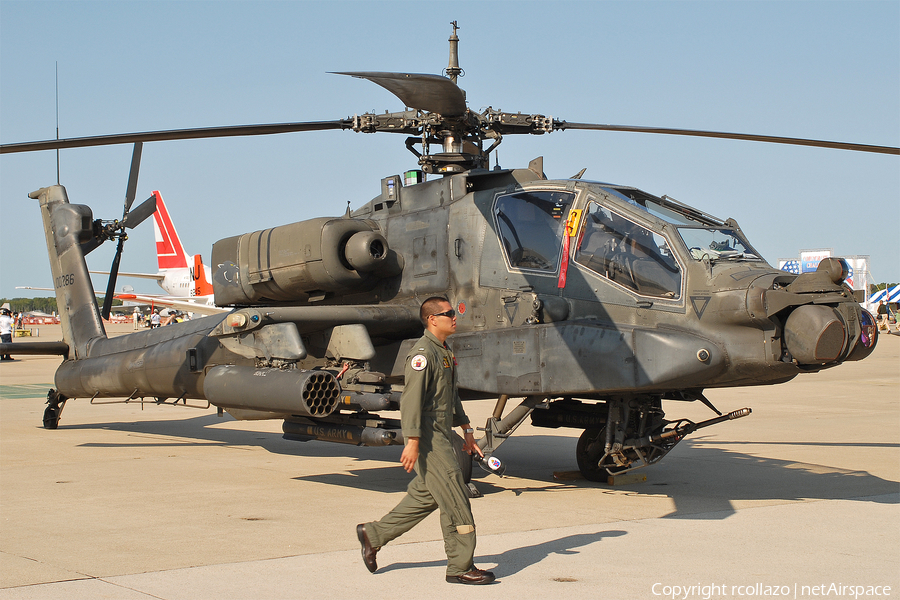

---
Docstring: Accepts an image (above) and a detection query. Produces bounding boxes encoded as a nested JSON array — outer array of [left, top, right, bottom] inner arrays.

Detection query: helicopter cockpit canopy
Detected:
[[492, 183, 765, 299], [603, 186, 764, 263]]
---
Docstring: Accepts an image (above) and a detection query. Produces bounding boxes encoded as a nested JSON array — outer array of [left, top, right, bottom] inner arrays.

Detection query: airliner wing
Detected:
[[17, 287, 227, 316], [117, 293, 229, 315], [89, 270, 164, 282]]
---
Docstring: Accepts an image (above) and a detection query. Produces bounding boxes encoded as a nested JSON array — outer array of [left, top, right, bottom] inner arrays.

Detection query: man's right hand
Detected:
[[400, 437, 419, 473]]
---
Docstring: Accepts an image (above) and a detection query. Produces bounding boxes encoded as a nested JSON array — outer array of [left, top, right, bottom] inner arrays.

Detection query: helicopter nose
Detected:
[[783, 304, 847, 364]]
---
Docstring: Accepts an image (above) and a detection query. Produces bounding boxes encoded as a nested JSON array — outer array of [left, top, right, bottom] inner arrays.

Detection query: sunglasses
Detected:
[[430, 309, 456, 319]]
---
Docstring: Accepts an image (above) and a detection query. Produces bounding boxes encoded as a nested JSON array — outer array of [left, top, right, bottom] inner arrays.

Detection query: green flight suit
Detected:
[[365, 330, 476, 576]]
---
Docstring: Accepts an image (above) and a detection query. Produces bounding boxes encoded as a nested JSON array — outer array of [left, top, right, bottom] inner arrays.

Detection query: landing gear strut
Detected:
[[474, 395, 546, 476]]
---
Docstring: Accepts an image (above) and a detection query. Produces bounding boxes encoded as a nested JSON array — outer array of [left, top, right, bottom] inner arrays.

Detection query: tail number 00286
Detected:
[[55, 273, 75, 288]]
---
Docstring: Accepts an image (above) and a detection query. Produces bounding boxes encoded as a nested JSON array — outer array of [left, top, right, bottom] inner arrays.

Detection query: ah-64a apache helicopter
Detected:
[[1, 23, 892, 482]]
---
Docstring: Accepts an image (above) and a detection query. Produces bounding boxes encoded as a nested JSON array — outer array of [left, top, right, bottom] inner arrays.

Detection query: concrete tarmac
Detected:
[[1, 324, 898, 600]]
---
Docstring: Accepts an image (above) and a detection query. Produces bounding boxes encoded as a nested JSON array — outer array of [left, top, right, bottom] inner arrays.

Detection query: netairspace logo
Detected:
[[651, 582, 893, 600]]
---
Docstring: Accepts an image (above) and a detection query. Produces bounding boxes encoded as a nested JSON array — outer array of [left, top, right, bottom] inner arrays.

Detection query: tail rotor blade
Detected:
[[123, 142, 143, 214], [80, 237, 102, 256], [121, 195, 156, 230], [101, 238, 125, 320]]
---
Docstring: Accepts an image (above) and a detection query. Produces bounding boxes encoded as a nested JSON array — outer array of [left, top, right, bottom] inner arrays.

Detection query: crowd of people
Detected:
[[129, 308, 190, 329]]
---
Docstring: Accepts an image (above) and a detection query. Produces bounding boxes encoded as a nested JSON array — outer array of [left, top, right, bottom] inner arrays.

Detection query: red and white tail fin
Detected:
[[193, 253, 214, 297], [152, 191, 190, 270]]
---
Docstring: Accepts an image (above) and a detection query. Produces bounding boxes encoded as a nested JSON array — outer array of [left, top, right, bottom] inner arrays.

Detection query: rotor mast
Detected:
[[433, 21, 475, 172]]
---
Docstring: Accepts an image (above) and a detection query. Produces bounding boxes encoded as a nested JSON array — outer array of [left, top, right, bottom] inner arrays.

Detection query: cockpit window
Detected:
[[605, 186, 722, 227], [495, 190, 575, 271], [575, 202, 682, 298], [678, 227, 762, 262]]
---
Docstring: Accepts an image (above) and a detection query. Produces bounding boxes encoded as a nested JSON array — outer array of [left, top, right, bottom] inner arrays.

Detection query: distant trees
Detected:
[[0, 297, 58, 313], [870, 283, 899, 294]]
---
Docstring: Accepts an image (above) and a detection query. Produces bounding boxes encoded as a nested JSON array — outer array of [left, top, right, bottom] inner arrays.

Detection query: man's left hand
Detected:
[[462, 428, 483, 458]]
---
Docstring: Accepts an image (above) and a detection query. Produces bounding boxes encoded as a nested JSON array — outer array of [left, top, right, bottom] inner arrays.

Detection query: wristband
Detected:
[[464, 428, 474, 434]]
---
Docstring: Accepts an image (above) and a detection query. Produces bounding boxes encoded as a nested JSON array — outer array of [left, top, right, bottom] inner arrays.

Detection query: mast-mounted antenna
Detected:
[[56, 62, 60, 184], [445, 21, 463, 84]]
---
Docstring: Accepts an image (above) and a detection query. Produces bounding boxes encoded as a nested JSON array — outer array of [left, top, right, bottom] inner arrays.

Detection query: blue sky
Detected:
[[1, 0, 898, 301]]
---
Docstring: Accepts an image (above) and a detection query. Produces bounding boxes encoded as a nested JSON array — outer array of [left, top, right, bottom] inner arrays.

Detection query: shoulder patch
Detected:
[[410, 354, 428, 371]]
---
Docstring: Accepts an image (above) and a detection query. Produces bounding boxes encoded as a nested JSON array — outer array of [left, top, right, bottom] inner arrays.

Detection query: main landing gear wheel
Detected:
[[576, 427, 627, 482]]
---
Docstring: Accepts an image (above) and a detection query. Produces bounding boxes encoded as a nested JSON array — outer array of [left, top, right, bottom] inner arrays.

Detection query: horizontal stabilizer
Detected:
[[0, 341, 69, 356]]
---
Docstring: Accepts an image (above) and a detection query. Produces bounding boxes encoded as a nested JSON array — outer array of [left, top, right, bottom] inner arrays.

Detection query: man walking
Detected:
[[0, 308, 14, 361], [357, 297, 496, 584], [877, 300, 889, 330]]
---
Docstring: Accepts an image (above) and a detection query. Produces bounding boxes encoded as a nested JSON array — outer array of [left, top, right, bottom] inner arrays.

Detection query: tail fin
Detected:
[[193, 253, 214, 297], [152, 191, 190, 270], [30, 185, 106, 357]]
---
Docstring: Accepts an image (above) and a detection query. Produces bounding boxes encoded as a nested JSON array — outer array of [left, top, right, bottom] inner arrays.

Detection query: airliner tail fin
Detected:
[[152, 191, 189, 270]]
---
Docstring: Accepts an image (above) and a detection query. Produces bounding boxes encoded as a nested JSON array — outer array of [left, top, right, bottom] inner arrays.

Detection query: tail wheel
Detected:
[[42, 404, 61, 429], [43, 389, 66, 429]]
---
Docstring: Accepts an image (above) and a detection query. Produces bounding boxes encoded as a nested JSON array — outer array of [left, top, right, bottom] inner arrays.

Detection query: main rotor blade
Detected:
[[121, 195, 156, 230], [0, 120, 349, 154], [556, 122, 900, 155], [124, 142, 143, 214], [335, 72, 468, 118]]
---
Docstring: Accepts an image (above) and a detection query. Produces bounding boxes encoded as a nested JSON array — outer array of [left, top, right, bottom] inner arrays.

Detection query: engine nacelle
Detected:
[[211, 217, 401, 305]]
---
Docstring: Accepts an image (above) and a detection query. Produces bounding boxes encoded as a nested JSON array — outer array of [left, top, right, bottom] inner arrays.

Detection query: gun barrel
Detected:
[[659, 407, 752, 441], [629, 407, 752, 447]]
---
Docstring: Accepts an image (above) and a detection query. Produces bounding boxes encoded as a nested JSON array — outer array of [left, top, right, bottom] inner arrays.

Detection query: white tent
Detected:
[[868, 285, 900, 307], [867, 286, 900, 323]]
